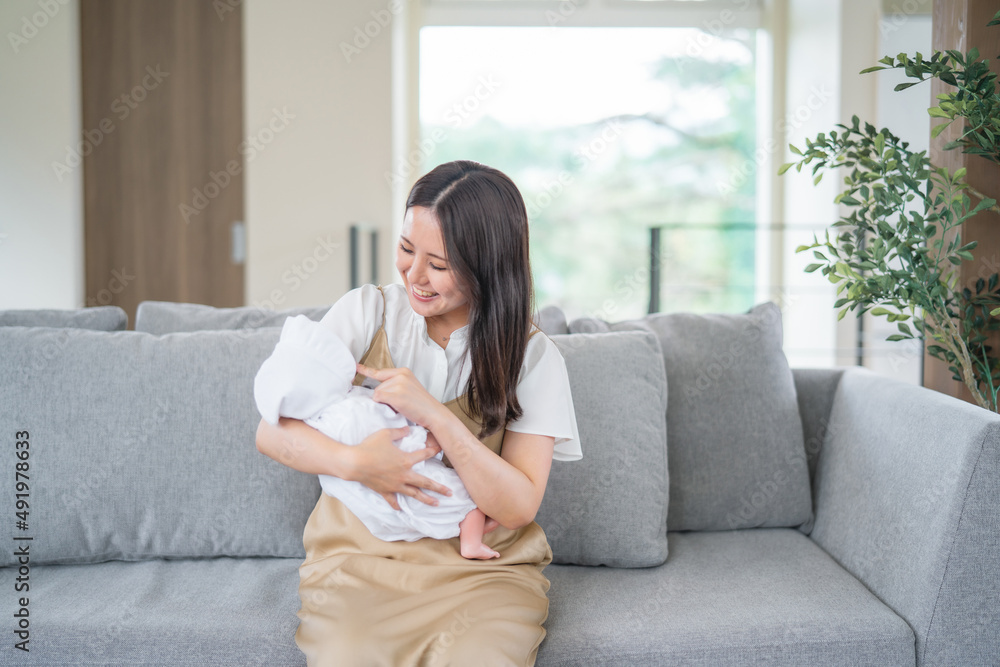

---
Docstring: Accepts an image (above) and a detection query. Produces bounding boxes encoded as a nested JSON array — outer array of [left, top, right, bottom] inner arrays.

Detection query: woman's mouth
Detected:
[[411, 286, 438, 301]]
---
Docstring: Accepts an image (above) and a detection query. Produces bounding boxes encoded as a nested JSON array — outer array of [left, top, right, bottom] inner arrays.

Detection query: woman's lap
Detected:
[[296, 494, 551, 667]]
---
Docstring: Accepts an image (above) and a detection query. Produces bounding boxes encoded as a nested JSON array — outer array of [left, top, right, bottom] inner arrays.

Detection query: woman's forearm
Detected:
[[255, 417, 357, 479], [256, 417, 451, 508], [428, 410, 540, 529]]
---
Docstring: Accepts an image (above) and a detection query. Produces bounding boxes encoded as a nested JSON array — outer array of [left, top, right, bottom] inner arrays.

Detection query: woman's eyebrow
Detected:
[[399, 235, 447, 261]]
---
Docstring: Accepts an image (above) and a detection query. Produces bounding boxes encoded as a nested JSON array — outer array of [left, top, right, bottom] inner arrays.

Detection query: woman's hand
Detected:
[[356, 363, 447, 430], [355, 363, 554, 529], [350, 425, 452, 510]]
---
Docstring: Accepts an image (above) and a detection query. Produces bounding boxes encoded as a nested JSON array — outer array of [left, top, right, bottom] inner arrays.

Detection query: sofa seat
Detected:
[[11, 557, 304, 666], [538, 529, 916, 666], [14, 529, 916, 666]]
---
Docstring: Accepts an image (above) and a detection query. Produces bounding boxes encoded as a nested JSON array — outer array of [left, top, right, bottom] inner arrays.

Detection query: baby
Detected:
[[253, 314, 499, 559]]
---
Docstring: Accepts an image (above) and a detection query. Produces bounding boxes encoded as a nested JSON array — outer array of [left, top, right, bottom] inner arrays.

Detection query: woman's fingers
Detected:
[[357, 363, 409, 382], [355, 362, 387, 381], [388, 426, 411, 441], [381, 492, 401, 511], [423, 432, 442, 455], [414, 441, 442, 461], [353, 423, 453, 505], [410, 488, 440, 506], [408, 470, 452, 498], [407, 447, 451, 496]]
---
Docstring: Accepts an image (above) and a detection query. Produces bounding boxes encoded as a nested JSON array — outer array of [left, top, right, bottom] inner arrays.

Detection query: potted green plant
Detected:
[[780, 9, 1000, 412]]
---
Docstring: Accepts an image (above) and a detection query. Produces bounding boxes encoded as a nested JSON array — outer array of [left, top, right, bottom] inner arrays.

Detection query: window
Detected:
[[420, 21, 759, 320]]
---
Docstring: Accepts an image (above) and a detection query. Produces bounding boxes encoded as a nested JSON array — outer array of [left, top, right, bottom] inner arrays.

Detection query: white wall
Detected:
[[778, 0, 881, 369], [779, 0, 850, 368], [243, 0, 409, 310], [863, 10, 931, 385], [0, 0, 82, 309]]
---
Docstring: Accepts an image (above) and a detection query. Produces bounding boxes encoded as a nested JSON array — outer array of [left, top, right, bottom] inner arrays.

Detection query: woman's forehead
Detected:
[[402, 206, 444, 243]]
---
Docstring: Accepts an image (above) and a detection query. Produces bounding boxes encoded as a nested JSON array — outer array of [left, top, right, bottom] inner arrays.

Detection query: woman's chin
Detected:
[[407, 294, 439, 317]]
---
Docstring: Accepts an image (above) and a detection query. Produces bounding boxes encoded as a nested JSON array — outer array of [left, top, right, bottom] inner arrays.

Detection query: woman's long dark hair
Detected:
[[406, 160, 534, 438]]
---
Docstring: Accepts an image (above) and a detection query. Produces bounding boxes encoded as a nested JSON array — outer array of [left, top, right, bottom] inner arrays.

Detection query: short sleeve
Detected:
[[317, 284, 383, 362], [507, 332, 583, 462]]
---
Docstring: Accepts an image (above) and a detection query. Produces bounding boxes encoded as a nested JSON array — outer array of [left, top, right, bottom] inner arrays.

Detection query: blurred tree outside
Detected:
[[420, 28, 757, 321]]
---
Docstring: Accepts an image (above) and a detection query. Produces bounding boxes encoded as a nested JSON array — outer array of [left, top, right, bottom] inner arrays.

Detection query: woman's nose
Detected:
[[407, 261, 425, 283]]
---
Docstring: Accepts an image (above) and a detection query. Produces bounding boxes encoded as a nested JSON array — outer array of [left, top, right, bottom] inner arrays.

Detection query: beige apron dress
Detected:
[[295, 288, 554, 667]]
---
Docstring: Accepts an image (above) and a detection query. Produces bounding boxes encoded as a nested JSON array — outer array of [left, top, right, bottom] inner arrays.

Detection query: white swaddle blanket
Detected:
[[253, 315, 477, 542]]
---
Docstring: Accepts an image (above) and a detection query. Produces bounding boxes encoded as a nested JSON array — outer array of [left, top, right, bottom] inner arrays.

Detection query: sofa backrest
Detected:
[[1, 304, 675, 570], [0, 306, 128, 331], [0, 325, 320, 565], [565, 303, 812, 533], [1, 297, 813, 569], [134, 300, 328, 333]]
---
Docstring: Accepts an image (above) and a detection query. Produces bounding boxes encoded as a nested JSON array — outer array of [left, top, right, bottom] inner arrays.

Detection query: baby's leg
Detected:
[[459, 508, 500, 560]]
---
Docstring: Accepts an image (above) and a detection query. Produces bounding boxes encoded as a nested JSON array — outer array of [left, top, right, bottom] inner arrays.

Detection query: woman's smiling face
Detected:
[[395, 206, 470, 327]]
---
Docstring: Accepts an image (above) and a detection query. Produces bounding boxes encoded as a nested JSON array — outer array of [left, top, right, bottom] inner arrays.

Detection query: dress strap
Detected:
[[354, 284, 505, 461], [352, 285, 394, 386], [376, 284, 386, 329]]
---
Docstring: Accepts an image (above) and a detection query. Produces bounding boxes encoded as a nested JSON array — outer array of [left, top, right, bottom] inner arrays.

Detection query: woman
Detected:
[[256, 160, 581, 666]]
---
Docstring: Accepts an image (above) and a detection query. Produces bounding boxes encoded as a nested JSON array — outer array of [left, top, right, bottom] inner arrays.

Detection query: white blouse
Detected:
[[319, 283, 582, 462]]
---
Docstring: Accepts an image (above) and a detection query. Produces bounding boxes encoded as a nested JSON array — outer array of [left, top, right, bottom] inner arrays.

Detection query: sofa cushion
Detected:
[[0, 327, 320, 565], [134, 300, 329, 333], [0, 306, 127, 330], [604, 303, 810, 531], [567, 316, 610, 334], [533, 305, 569, 335], [536, 331, 669, 567], [538, 529, 916, 666], [4, 557, 305, 664]]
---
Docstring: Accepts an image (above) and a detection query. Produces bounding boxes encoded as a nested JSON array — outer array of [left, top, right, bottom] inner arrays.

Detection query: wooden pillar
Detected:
[[924, 0, 1000, 406]]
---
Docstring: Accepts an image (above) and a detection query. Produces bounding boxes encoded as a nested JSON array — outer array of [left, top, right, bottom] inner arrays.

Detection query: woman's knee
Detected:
[[423, 615, 543, 667]]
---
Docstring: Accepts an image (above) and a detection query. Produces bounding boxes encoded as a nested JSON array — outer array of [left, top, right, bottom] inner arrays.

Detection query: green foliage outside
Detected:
[[420, 43, 758, 321]]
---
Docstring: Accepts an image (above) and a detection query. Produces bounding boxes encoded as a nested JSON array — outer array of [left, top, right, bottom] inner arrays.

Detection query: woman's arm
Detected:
[[255, 417, 452, 509], [430, 412, 554, 530], [357, 364, 555, 529]]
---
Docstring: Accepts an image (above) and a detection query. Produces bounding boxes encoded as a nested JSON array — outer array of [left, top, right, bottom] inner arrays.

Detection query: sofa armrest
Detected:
[[810, 367, 1000, 665]]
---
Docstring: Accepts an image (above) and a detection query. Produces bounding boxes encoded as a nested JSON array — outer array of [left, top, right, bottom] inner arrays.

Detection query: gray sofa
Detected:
[[1, 300, 997, 666]]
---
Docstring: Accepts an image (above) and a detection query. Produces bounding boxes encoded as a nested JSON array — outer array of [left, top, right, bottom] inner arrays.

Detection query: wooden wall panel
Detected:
[[925, 0, 1000, 405], [81, 0, 244, 326]]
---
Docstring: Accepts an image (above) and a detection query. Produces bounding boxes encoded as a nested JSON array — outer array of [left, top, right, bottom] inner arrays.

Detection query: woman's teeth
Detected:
[[414, 287, 437, 298]]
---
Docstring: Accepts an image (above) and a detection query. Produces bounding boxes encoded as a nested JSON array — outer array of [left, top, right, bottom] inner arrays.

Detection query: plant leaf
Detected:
[[931, 122, 951, 139]]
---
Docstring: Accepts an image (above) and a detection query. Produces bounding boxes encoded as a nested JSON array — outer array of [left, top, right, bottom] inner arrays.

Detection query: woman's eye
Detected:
[[399, 244, 414, 254], [430, 264, 446, 271]]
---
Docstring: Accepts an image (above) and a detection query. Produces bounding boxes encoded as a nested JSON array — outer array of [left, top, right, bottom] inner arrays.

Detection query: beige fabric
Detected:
[[296, 288, 553, 666], [352, 286, 394, 386]]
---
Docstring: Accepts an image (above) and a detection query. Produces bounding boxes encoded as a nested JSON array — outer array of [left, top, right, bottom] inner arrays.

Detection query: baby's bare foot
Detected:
[[460, 542, 500, 560]]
